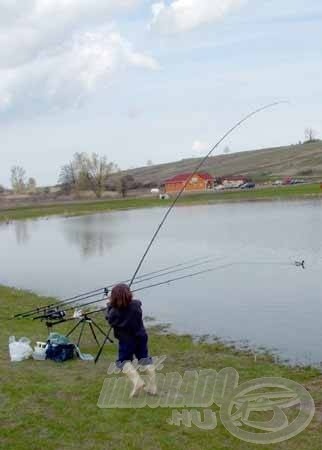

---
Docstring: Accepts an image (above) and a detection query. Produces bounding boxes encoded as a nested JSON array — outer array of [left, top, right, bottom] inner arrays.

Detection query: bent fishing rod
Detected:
[[128, 102, 288, 288], [14, 253, 218, 319], [46, 259, 305, 328], [93, 101, 288, 363]]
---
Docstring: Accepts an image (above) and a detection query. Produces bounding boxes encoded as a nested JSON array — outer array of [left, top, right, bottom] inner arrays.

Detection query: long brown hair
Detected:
[[110, 283, 133, 309]]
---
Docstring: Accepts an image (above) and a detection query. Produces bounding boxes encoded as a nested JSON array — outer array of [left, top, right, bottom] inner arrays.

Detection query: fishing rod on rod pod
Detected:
[[31, 255, 229, 321], [93, 101, 289, 363], [0, 258, 306, 323], [41, 258, 305, 348], [47, 262, 241, 327], [33, 256, 303, 322], [43, 258, 304, 331], [14, 253, 220, 319]]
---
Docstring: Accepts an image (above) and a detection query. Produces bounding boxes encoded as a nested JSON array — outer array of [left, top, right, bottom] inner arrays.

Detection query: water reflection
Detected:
[[14, 220, 31, 245], [62, 214, 117, 258]]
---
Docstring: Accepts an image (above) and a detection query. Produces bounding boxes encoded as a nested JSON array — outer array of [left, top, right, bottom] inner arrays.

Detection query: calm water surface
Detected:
[[1, 200, 322, 365]]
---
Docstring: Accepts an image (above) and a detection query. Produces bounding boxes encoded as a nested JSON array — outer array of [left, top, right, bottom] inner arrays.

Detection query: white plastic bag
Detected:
[[9, 336, 33, 362], [74, 345, 94, 361]]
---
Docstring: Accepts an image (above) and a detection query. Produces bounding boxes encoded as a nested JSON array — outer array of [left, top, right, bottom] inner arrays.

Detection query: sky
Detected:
[[0, 0, 322, 187]]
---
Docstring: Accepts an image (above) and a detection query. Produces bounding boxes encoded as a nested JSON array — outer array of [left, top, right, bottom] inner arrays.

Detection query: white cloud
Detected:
[[0, 0, 142, 68], [0, 28, 159, 112], [0, 0, 140, 25], [0, 1, 159, 113], [150, 0, 246, 34]]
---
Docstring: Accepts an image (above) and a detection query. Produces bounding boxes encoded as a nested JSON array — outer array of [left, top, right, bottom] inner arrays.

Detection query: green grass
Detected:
[[1, 183, 322, 223], [1, 285, 322, 450], [213, 182, 322, 201]]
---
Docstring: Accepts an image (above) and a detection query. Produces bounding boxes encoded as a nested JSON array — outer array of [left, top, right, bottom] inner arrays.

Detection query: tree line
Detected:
[[2, 152, 157, 198], [10, 166, 37, 194], [1, 128, 319, 196]]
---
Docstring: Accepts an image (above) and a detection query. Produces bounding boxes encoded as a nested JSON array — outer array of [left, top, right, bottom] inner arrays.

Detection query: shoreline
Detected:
[[2, 282, 322, 371], [2, 283, 322, 369], [1, 183, 321, 223]]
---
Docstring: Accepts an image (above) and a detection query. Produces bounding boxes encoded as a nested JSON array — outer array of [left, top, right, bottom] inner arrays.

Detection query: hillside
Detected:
[[123, 141, 322, 184]]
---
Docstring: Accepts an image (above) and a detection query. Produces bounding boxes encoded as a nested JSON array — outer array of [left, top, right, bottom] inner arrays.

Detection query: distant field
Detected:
[[1, 183, 321, 223], [122, 141, 322, 185]]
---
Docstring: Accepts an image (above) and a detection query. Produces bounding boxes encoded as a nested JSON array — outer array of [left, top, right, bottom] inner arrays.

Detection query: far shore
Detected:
[[1, 183, 321, 223]]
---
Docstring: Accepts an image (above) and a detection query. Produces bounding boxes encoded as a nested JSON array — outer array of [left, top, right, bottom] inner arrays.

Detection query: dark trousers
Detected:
[[117, 334, 152, 368]]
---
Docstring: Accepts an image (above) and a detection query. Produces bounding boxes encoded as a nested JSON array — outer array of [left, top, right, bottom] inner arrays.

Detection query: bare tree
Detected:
[[117, 176, 128, 198], [59, 164, 75, 193], [82, 153, 118, 198], [146, 160, 153, 167], [59, 152, 117, 198], [58, 152, 88, 193], [11, 166, 26, 193], [117, 174, 135, 198], [304, 128, 317, 143], [27, 177, 37, 193]]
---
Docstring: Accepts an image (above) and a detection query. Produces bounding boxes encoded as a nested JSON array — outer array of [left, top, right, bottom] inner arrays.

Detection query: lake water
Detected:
[[1, 200, 322, 365]]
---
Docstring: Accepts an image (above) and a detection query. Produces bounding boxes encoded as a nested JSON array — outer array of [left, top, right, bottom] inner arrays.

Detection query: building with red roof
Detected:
[[164, 172, 214, 194]]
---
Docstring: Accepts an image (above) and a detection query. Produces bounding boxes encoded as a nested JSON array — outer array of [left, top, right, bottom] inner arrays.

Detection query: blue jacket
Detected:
[[106, 299, 147, 342]]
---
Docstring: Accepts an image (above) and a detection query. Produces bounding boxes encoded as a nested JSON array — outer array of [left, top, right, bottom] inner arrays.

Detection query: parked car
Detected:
[[241, 182, 255, 189], [282, 176, 293, 185], [272, 180, 283, 186]]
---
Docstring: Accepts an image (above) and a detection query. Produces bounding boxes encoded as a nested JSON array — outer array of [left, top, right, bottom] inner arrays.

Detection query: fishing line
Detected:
[[55, 259, 304, 327], [44, 258, 303, 325], [1, 256, 303, 323]]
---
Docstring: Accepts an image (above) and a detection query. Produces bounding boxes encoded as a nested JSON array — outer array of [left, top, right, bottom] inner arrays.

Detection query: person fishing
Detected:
[[106, 283, 157, 398]]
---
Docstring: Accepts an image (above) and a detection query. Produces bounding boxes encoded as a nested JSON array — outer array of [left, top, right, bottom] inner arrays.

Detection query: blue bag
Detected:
[[46, 343, 75, 362]]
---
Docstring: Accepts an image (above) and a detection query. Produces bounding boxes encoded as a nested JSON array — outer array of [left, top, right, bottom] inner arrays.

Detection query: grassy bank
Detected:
[[1, 183, 321, 223], [1, 286, 322, 450]]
